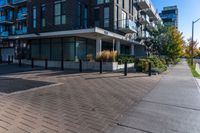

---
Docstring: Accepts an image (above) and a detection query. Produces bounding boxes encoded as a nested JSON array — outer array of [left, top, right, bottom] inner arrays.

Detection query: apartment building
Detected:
[[159, 6, 178, 29], [0, 0, 27, 61], [1, 0, 161, 63]]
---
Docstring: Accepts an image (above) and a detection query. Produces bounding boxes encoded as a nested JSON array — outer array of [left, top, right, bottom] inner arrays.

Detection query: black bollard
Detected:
[[124, 60, 127, 76], [61, 58, 64, 71], [79, 59, 82, 72], [8, 55, 10, 64], [0, 56, 2, 64], [19, 58, 22, 67], [45, 59, 48, 70], [31, 58, 34, 68], [100, 60, 102, 74], [148, 62, 152, 76]]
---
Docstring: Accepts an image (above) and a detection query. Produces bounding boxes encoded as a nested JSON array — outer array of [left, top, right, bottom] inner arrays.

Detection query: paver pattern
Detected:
[[0, 65, 160, 133]]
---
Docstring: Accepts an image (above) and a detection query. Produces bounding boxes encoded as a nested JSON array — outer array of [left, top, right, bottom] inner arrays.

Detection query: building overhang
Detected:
[[9, 27, 140, 45]]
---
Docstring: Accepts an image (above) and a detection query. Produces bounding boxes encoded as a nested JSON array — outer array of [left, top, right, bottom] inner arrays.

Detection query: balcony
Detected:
[[0, 16, 13, 24], [16, 8, 27, 20], [139, 15, 150, 24], [134, 0, 151, 9], [12, 0, 27, 4], [0, 0, 13, 8], [0, 31, 9, 37], [118, 19, 137, 33], [146, 4, 157, 18], [15, 27, 27, 35]]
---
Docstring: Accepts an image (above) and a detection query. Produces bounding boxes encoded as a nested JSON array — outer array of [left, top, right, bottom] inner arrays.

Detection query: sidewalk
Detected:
[[112, 61, 200, 133]]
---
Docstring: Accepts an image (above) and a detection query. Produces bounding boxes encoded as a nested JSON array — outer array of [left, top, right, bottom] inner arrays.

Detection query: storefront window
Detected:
[[51, 38, 62, 60], [63, 37, 75, 61], [41, 39, 50, 59], [31, 40, 40, 59]]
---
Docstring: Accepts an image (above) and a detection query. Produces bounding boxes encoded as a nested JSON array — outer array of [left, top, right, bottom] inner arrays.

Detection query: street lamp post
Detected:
[[191, 18, 200, 65]]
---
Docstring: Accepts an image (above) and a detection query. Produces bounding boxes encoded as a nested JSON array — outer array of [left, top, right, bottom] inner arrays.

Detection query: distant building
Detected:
[[159, 6, 178, 29]]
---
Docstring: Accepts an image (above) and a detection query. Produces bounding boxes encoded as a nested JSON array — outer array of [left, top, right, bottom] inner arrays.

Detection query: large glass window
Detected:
[[76, 38, 86, 60], [54, 0, 66, 25], [63, 38, 75, 61], [104, 7, 109, 28], [94, 9, 100, 27], [97, 0, 109, 4], [83, 6, 88, 28], [31, 40, 40, 59], [51, 39, 62, 60], [41, 39, 50, 59]]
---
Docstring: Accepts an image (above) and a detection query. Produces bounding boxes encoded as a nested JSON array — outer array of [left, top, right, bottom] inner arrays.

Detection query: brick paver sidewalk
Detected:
[[0, 69, 160, 133]]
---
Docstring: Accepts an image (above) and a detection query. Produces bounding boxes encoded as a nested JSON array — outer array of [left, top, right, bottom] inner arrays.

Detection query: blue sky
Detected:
[[152, 0, 200, 46]]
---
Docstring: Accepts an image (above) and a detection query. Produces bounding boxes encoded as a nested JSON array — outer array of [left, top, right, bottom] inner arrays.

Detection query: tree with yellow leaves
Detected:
[[184, 38, 199, 58]]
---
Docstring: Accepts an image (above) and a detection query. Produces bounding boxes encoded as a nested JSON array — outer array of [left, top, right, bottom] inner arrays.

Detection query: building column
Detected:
[[96, 38, 102, 57], [116, 40, 120, 55], [131, 44, 135, 56]]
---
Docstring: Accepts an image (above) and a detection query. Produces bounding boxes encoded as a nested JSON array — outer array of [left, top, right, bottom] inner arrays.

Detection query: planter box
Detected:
[[20, 59, 134, 71]]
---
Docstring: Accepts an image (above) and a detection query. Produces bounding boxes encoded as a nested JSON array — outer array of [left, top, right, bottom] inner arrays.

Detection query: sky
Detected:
[[151, 0, 200, 46]]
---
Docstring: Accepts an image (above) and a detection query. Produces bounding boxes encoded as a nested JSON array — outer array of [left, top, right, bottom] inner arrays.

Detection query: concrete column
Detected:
[[116, 40, 120, 55], [96, 38, 102, 57], [112, 39, 115, 51], [131, 44, 135, 56]]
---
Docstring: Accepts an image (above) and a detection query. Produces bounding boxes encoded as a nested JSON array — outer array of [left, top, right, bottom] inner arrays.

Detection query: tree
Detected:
[[147, 25, 184, 62], [184, 38, 199, 58]]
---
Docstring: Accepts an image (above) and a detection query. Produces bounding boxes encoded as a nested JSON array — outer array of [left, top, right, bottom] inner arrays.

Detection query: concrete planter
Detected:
[[20, 59, 134, 71]]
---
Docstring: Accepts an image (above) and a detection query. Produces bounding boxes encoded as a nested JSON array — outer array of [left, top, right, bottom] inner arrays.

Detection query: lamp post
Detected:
[[191, 18, 200, 65]]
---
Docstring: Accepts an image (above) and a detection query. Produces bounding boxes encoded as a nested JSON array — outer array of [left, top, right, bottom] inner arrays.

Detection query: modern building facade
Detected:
[[0, 0, 162, 63], [159, 6, 178, 29]]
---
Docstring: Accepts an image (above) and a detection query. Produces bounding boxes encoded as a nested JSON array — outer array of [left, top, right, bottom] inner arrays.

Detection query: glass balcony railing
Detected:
[[17, 8, 27, 20], [0, 31, 9, 37], [12, 0, 27, 4], [0, 0, 9, 7], [117, 19, 137, 33], [16, 27, 27, 35], [0, 15, 13, 22]]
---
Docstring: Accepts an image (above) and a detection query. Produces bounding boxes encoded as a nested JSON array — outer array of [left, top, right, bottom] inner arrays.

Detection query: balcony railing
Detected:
[[0, 15, 13, 23], [0, 31, 9, 37], [17, 8, 27, 20], [117, 19, 137, 33], [134, 0, 151, 9], [15, 27, 27, 35], [12, 0, 27, 4]]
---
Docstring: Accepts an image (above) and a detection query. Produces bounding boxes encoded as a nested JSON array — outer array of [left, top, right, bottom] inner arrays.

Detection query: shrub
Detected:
[[86, 54, 93, 61], [96, 50, 117, 62], [135, 56, 167, 73], [118, 55, 135, 64]]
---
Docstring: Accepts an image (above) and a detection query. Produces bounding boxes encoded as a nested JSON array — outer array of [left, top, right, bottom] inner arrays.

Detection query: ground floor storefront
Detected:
[[4, 27, 146, 64]]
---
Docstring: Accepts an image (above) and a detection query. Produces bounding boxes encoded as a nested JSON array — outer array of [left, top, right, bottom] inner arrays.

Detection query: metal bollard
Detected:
[[8, 55, 10, 64], [148, 62, 151, 76], [100, 60, 102, 74], [31, 58, 34, 68], [79, 59, 82, 72], [45, 59, 48, 70], [61, 58, 64, 70], [0, 56, 2, 64], [19, 58, 22, 67], [124, 60, 127, 76]]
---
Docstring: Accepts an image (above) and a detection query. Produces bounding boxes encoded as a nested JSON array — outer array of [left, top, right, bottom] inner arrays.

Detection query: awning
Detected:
[[9, 27, 141, 45]]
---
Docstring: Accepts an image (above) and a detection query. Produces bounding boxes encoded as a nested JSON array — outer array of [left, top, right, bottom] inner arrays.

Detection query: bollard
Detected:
[[31, 58, 34, 68], [148, 62, 151, 76], [19, 58, 22, 67], [45, 59, 48, 70], [79, 59, 82, 72], [61, 58, 64, 70], [8, 55, 10, 64], [124, 60, 127, 76], [0, 56, 2, 64], [100, 60, 102, 74]]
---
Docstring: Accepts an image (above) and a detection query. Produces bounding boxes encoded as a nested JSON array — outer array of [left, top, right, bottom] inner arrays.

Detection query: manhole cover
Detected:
[[0, 77, 53, 94]]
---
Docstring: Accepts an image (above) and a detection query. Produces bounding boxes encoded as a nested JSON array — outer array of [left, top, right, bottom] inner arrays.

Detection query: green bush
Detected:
[[117, 55, 135, 64], [135, 56, 167, 73]]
